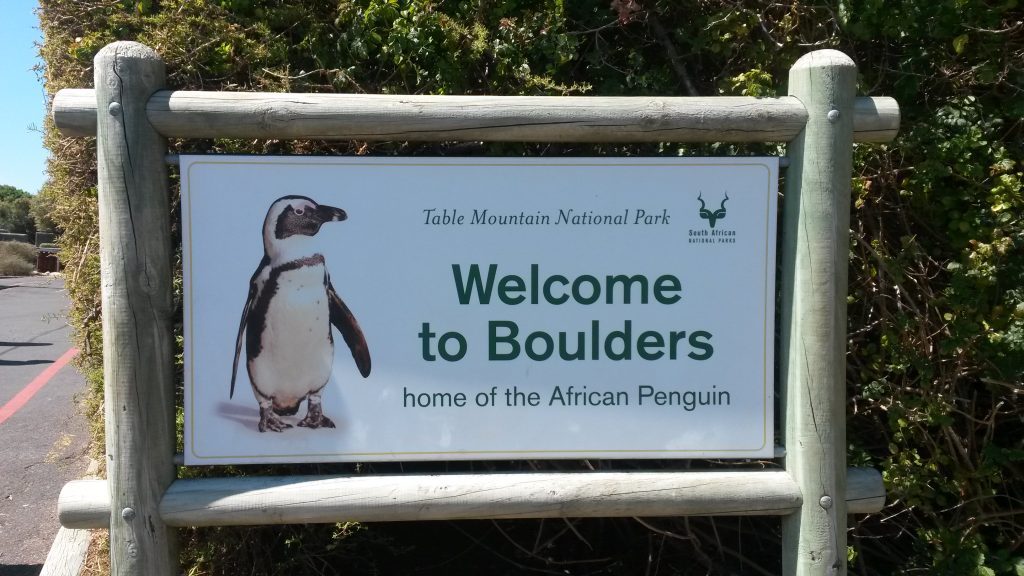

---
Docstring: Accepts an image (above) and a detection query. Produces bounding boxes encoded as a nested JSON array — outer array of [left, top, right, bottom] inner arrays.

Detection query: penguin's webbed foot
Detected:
[[258, 406, 293, 433], [298, 413, 335, 429], [297, 391, 336, 429]]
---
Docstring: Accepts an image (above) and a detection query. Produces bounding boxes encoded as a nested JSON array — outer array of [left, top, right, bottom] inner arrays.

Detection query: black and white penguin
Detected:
[[230, 195, 371, 433]]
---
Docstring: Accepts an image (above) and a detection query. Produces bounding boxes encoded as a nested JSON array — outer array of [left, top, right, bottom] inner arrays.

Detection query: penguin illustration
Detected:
[[230, 195, 371, 432]]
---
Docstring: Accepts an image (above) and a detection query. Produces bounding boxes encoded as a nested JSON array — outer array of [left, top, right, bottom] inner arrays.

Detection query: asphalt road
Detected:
[[0, 276, 91, 576]]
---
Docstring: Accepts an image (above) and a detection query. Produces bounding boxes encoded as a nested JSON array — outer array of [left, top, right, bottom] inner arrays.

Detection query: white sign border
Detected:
[[181, 156, 778, 464]]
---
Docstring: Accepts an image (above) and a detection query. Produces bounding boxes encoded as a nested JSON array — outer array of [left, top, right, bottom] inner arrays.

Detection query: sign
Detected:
[[182, 156, 777, 464]]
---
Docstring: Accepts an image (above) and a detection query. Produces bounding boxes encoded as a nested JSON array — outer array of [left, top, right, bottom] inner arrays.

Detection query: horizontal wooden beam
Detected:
[[59, 468, 885, 529], [51, 89, 898, 143], [60, 478, 111, 529]]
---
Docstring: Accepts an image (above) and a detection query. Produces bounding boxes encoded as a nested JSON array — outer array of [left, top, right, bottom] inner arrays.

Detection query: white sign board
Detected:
[[182, 156, 777, 464]]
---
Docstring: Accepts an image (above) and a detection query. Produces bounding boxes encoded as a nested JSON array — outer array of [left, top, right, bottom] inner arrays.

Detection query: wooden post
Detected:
[[95, 41, 177, 574], [779, 50, 857, 574]]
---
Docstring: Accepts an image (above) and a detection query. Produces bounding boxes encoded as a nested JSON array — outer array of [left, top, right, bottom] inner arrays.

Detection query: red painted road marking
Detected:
[[0, 347, 80, 426]]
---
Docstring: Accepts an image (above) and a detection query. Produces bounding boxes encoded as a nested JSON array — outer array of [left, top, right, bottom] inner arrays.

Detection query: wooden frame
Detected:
[[52, 41, 898, 576]]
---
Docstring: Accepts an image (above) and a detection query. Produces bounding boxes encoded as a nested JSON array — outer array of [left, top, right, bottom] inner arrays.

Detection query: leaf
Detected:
[[953, 33, 969, 54]]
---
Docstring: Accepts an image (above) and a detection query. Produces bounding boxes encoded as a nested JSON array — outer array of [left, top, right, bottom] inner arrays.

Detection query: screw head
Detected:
[[121, 507, 136, 521], [108, 102, 122, 116], [827, 109, 840, 123], [819, 495, 833, 509]]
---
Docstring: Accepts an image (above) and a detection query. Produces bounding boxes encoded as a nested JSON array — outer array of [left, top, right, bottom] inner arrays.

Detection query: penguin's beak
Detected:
[[316, 205, 348, 223]]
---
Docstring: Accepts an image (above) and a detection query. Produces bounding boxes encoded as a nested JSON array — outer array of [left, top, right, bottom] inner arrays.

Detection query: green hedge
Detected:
[[0, 240, 37, 276], [38, 1, 1022, 574]]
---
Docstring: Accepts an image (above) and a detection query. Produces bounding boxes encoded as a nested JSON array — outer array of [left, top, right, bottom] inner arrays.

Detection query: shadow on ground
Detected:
[[0, 563, 42, 576]]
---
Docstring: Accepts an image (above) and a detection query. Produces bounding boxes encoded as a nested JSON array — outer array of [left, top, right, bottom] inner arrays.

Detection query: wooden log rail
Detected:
[[59, 468, 885, 529], [52, 89, 899, 143]]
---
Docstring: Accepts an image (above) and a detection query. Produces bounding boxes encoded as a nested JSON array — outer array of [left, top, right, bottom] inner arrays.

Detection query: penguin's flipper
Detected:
[[326, 277, 371, 378], [231, 261, 264, 398]]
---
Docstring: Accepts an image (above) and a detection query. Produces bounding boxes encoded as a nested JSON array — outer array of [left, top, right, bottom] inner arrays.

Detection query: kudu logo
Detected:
[[697, 192, 729, 228]]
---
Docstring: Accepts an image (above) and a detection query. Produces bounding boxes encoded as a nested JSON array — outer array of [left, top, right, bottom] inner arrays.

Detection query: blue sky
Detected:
[[0, 1, 48, 195]]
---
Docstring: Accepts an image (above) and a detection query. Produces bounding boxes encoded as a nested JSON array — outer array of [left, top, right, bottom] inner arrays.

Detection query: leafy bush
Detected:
[[0, 254, 34, 277], [0, 196, 36, 237], [0, 240, 37, 276], [36, 0, 1023, 574], [0, 184, 30, 202]]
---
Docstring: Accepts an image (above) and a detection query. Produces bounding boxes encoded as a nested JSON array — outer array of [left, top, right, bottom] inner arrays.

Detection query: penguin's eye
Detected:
[[293, 207, 305, 216]]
